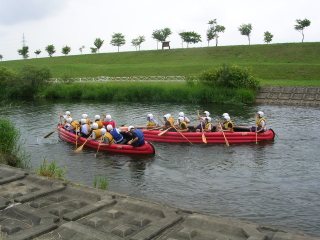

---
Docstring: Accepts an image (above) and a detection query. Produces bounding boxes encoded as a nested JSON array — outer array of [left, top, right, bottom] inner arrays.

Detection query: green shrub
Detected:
[[93, 175, 109, 190], [198, 64, 260, 90], [34, 159, 67, 180]]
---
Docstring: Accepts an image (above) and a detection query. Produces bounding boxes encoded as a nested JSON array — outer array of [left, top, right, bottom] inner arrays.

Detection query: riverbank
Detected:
[[1, 164, 319, 240]]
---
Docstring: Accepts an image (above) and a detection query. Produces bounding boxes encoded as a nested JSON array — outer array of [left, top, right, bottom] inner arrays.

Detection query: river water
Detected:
[[1, 99, 320, 237]]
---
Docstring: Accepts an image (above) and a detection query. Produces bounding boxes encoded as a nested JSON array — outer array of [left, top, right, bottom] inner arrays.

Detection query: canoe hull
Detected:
[[141, 128, 275, 144], [57, 125, 155, 155]]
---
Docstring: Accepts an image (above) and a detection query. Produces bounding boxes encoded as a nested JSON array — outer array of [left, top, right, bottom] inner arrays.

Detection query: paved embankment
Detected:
[[0, 164, 319, 240], [255, 86, 320, 105]]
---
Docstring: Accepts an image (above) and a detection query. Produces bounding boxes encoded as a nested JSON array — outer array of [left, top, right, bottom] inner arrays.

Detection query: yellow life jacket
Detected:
[[205, 122, 213, 131], [86, 124, 91, 132], [104, 132, 114, 143], [85, 118, 90, 125], [93, 129, 103, 140], [169, 117, 175, 126], [95, 120, 103, 129], [179, 121, 189, 131], [71, 121, 80, 131], [257, 118, 266, 128], [224, 120, 234, 131], [64, 115, 72, 123], [147, 120, 155, 127]]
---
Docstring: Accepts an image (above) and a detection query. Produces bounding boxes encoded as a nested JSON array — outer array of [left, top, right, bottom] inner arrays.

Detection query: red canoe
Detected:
[[131, 126, 275, 144], [57, 125, 155, 155]]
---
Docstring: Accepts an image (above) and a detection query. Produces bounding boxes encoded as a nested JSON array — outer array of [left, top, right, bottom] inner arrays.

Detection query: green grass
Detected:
[[1, 42, 320, 86], [34, 159, 67, 180]]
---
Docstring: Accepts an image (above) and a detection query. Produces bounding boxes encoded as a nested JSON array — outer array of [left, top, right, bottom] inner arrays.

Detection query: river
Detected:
[[1, 98, 320, 237]]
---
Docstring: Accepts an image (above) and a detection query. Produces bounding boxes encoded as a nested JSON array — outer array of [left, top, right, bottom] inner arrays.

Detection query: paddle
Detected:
[[200, 120, 207, 144], [171, 124, 193, 145], [218, 123, 230, 147], [255, 114, 258, 144], [158, 127, 172, 136], [75, 134, 92, 152], [94, 138, 103, 157], [43, 128, 59, 139]]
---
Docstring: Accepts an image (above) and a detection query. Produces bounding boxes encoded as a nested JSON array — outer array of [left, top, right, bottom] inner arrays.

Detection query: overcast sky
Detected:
[[0, 0, 319, 61]]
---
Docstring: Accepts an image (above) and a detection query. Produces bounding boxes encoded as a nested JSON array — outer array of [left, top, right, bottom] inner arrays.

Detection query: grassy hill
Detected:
[[1, 42, 320, 86]]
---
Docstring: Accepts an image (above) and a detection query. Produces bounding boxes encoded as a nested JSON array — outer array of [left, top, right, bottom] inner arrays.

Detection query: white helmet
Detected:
[[81, 119, 86, 124], [224, 116, 230, 121], [167, 114, 171, 118], [128, 126, 135, 131], [258, 111, 264, 117], [92, 123, 98, 130], [204, 111, 210, 116], [105, 114, 111, 121], [82, 114, 88, 119], [222, 113, 229, 117], [67, 118, 72, 123], [66, 111, 71, 115], [178, 117, 184, 122], [163, 114, 169, 120], [206, 117, 212, 122], [107, 124, 113, 131], [179, 112, 184, 117], [95, 115, 100, 120], [100, 128, 106, 135], [147, 114, 153, 119]]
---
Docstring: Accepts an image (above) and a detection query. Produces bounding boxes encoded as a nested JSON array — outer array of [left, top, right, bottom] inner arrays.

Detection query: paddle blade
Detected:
[[202, 134, 207, 144], [158, 127, 171, 136], [75, 145, 84, 152]]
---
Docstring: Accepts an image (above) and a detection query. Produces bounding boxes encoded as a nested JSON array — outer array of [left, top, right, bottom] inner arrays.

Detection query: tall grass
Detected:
[[0, 118, 30, 168], [34, 159, 67, 180], [41, 81, 256, 104], [93, 175, 109, 190]]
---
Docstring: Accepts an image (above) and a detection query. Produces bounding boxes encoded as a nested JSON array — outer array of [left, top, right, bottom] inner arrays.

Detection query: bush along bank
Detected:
[[0, 64, 260, 105]]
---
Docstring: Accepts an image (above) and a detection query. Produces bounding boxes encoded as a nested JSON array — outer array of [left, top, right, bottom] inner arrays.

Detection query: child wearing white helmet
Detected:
[[94, 115, 103, 129], [177, 117, 189, 132], [203, 117, 215, 132], [251, 111, 266, 133], [81, 113, 90, 125], [59, 110, 72, 123], [146, 113, 158, 128], [78, 118, 91, 138], [88, 123, 104, 142], [176, 112, 190, 124], [216, 115, 234, 132], [102, 114, 116, 128]]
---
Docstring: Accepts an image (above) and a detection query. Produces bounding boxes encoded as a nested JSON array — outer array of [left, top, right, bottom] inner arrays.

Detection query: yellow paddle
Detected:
[[171, 124, 193, 145], [255, 114, 258, 144], [200, 120, 207, 144], [43, 128, 59, 139], [75, 134, 92, 152], [219, 123, 230, 147], [158, 127, 173, 136], [95, 138, 103, 157]]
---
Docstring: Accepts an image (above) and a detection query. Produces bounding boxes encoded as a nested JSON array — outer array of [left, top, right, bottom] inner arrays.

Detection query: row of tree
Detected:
[[1, 18, 311, 60]]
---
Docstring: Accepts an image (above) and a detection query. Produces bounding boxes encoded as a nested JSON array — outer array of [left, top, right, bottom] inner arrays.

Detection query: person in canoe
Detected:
[[64, 118, 80, 134], [203, 117, 215, 132], [216, 115, 234, 132], [102, 114, 116, 128], [106, 124, 127, 144], [60, 111, 71, 123], [160, 114, 175, 131], [146, 114, 158, 129], [177, 117, 189, 132], [195, 110, 210, 131], [87, 123, 103, 141], [176, 112, 190, 124], [100, 128, 115, 144], [94, 115, 104, 129], [127, 126, 145, 147], [82, 114, 90, 125], [78, 118, 91, 138], [251, 111, 266, 133]]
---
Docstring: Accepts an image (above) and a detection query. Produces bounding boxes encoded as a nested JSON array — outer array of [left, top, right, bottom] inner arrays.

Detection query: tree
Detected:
[[294, 18, 311, 43], [79, 45, 85, 54], [34, 50, 41, 58], [151, 28, 172, 49], [62, 45, 71, 56], [17, 46, 29, 59], [179, 31, 202, 48], [238, 23, 252, 45], [90, 47, 97, 53], [263, 31, 273, 44], [0, 54, 3, 61], [206, 19, 226, 46], [94, 38, 104, 53], [45, 44, 56, 57], [110, 33, 126, 52], [131, 36, 145, 51]]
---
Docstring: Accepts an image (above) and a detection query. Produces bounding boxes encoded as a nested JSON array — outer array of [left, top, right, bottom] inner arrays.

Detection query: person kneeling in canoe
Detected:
[[216, 115, 234, 132], [78, 118, 91, 138], [203, 117, 215, 132], [65, 118, 79, 134], [88, 123, 103, 141], [60, 111, 71, 123], [127, 126, 145, 147], [251, 111, 266, 133], [100, 128, 114, 144], [177, 117, 189, 132], [147, 114, 158, 129], [160, 114, 175, 131], [94, 115, 104, 129], [106, 124, 127, 144]]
